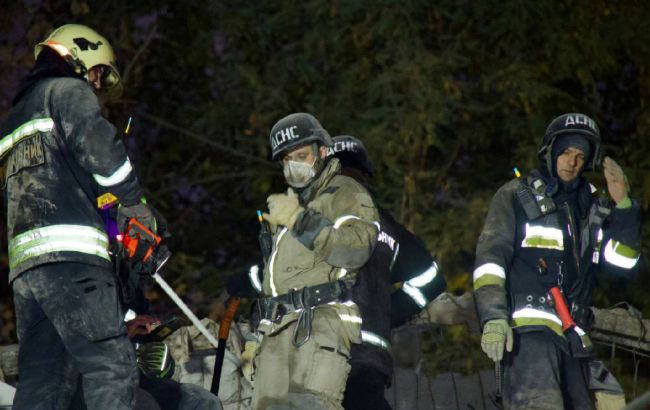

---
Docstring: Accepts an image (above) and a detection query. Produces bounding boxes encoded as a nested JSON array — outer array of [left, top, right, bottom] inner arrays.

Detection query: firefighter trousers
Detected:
[[503, 331, 593, 410], [252, 308, 352, 410], [12, 262, 137, 410]]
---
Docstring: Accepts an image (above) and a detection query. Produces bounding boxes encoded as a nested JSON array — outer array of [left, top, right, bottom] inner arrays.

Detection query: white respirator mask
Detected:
[[283, 157, 318, 188]]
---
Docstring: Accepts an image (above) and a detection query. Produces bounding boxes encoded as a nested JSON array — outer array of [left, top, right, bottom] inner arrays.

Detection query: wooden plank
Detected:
[[416, 370, 435, 410], [430, 372, 459, 410], [454, 373, 483, 410], [393, 366, 418, 410], [0, 345, 18, 378], [478, 369, 502, 410]]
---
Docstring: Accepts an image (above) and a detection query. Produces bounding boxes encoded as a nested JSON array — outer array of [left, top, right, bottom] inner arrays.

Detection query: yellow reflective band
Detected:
[[336, 268, 348, 279], [603, 239, 640, 269], [361, 331, 390, 350], [473, 274, 506, 290], [0, 118, 54, 159], [512, 307, 564, 336], [93, 158, 133, 187], [473, 263, 506, 281], [268, 228, 288, 297], [521, 223, 564, 250], [9, 224, 110, 269], [512, 307, 562, 325], [511, 317, 564, 337], [10, 224, 108, 248]]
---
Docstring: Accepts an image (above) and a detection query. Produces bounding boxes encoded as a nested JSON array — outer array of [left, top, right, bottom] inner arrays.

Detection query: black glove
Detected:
[[117, 202, 156, 233]]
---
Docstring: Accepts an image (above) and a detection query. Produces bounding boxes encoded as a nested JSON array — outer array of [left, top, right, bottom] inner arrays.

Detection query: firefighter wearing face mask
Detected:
[[1, 24, 160, 409], [473, 113, 641, 409], [251, 113, 379, 410]]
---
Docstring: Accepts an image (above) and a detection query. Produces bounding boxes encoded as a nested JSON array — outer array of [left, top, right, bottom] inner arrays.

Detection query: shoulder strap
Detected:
[[515, 176, 556, 220]]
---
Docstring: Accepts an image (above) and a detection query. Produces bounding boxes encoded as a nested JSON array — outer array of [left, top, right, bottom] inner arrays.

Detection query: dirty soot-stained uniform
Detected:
[[473, 169, 641, 409], [2, 75, 142, 409], [252, 158, 379, 410]]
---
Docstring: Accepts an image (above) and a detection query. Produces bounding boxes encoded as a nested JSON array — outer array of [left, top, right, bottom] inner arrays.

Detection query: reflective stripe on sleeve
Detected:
[[268, 228, 288, 297], [521, 223, 564, 250], [406, 262, 439, 287], [401, 262, 439, 307], [333, 215, 380, 231], [328, 300, 356, 307], [390, 242, 400, 270], [473, 263, 506, 281], [248, 264, 262, 293], [473, 262, 506, 289], [361, 330, 390, 350], [402, 283, 427, 308], [9, 224, 110, 269], [0, 118, 54, 158], [603, 239, 640, 269], [93, 158, 133, 187], [338, 313, 363, 324]]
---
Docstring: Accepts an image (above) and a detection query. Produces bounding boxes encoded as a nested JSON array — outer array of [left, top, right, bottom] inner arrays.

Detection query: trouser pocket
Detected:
[[69, 267, 125, 341], [305, 346, 351, 402]]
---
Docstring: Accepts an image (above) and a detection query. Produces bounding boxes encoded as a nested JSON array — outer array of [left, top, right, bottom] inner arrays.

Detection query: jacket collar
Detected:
[[298, 157, 341, 204]]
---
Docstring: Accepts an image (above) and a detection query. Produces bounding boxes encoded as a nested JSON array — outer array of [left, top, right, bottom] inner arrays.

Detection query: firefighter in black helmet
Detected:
[[251, 113, 379, 409], [2, 24, 161, 409], [473, 113, 640, 409], [327, 135, 446, 410]]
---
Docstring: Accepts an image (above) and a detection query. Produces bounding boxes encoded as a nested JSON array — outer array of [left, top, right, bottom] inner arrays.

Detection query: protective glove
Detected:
[[602, 156, 630, 206], [480, 319, 514, 362], [135, 341, 175, 379], [262, 188, 304, 229], [117, 202, 156, 233]]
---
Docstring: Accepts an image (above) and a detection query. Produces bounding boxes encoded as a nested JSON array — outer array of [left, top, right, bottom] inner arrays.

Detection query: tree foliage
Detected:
[[0, 0, 648, 385]]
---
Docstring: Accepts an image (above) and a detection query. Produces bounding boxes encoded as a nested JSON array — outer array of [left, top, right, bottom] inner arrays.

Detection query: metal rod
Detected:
[[152, 272, 239, 366]]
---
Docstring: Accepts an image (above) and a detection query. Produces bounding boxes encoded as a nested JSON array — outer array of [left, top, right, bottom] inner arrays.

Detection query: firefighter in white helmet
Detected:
[[2, 24, 159, 409]]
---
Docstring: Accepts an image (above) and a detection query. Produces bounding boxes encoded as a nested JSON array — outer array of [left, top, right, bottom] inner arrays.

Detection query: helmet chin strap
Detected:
[[310, 143, 325, 175]]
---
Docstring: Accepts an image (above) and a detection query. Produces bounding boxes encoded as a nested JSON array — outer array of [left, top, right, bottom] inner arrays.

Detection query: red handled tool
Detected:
[[210, 297, 241, 396]]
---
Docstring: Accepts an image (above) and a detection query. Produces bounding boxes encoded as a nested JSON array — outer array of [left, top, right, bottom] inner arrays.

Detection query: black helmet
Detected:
[[269, 113, 333, 161], [327, 135, 373, 176], [538, 113, 601, 171]]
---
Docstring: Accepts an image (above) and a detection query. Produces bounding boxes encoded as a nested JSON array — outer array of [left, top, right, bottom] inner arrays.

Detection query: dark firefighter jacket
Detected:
[[230, 206, 446, 378], [350, 207, 446, 378], [473, 169, 641, 351], [1, 75, 143, 282]]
